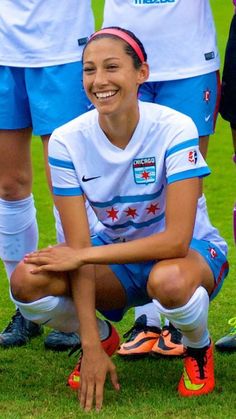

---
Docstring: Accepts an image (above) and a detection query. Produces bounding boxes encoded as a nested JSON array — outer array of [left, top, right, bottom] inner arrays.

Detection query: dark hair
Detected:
[[83, 26, 147, 69]]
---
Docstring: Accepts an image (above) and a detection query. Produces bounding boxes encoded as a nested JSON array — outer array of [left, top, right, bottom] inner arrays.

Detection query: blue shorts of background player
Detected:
[[139, 71, 220, 139], [0, 61, 91, 135]]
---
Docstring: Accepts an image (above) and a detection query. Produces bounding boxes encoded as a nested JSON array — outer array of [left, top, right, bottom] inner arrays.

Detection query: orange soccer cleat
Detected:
[[151, 323, 184, 357], [117, 315, 161, 359]]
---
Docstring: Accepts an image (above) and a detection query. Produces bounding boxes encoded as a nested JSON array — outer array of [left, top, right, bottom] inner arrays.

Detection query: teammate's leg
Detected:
[[0, 66, 42, 347], [0, 130, 42, 346], [27, 62, 94, 351]]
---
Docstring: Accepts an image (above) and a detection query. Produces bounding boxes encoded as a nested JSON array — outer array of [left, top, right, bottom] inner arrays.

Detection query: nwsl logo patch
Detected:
[[188, 150, 198, 165], [133, 157, 156, 184], [208, 246, 218, 259], [203, 88, 211, 103]]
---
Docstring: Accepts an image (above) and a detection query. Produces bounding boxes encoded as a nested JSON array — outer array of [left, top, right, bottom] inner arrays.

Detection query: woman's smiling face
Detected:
[[83, 37, 149, 118]]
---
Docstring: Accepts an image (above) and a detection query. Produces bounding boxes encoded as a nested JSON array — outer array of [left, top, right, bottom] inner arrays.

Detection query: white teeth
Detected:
[[95, 91, 117, 99]]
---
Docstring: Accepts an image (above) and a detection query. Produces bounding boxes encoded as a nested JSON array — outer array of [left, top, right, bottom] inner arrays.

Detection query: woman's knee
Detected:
[[147, 263, 188, 308], [10, 261, 44, 302]]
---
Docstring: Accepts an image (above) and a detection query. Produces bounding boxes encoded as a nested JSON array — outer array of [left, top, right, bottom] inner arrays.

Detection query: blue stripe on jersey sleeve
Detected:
[[165, 138, 199, 159], [90, 185, 164, 208], [48, 156, 75, 170], [167, 167, 210, 184], [52, 186, 83, 196]]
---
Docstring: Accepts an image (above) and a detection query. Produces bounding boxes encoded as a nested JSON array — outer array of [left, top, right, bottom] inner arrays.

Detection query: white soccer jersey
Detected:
[[46, 101, 228, 253], [103, 0, 220, 81], [0, 0, 94, 67]]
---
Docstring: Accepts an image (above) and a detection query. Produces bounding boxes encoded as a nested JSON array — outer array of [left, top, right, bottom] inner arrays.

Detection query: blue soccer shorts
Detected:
[[91, 236, 229, 322], [0, 62, 92, 136], [138, 71, 220, 137]]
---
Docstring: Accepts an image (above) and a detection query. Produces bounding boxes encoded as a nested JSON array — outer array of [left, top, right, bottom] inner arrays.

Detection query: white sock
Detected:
[[135, 302, 162, 328], [0, 195, 38, 279], [153, 286, 210, 348], [10, 292, 109, 339]]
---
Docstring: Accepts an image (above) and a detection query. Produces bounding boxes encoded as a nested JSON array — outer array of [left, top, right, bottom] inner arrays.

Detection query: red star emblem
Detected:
[[146, 203, 159, 215], [141, 171, 150, 180], [203, 88, 211, 103], [106, 207, 119, 221], [125, 207, 138, 219]]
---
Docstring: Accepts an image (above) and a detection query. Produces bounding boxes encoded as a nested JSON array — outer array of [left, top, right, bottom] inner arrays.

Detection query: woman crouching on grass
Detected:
[[11, 27, 229, 411]]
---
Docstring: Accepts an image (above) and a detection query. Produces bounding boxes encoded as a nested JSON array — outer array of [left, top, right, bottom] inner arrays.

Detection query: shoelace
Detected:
[[186, 347, 208, 379], [162, 324, 182, 344], [228, 317, 236, 336], [69, 343, 82, 357], [3, 310, 23, 333], [68, 345, 83, 376], [123, 322, 160, 342]]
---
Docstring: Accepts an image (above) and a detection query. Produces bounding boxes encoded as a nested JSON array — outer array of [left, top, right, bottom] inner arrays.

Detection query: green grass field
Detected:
[[0, 1, 235, 418]]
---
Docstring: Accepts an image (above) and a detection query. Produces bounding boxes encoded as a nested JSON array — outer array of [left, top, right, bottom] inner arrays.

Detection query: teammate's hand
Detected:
[[24, 246, 82, 273], [79, 347, 120, 411]]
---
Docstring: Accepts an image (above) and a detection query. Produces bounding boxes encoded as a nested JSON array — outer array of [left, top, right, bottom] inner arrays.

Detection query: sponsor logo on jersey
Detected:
[[188, 150, 198, 165], [82, 175, 101, 182], [133, 157, 156, 184], [133, 0, 175, 4]]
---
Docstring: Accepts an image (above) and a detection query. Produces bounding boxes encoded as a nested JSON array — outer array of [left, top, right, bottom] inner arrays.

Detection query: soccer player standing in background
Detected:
[[0, 0, 95, 350], [215, 0, 236, 353]]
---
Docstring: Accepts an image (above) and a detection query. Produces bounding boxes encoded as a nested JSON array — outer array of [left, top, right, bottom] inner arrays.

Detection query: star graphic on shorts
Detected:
[[106, 207, 119, 221], [125, 207, 138, 219], [141, 171, 150, 180], [146, 203, 159, 215]]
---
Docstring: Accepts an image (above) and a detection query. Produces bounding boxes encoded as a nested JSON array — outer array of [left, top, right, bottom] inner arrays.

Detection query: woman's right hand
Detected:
[[24, 245, 82, 273]]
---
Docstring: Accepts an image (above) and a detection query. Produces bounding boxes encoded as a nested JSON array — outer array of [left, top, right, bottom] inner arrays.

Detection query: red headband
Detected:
[[89, 28, 145, 63]]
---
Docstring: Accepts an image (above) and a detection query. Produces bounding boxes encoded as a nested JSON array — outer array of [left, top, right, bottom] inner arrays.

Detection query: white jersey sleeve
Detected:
[[164, 117, 210, 184], [48, 133, 83, 197]]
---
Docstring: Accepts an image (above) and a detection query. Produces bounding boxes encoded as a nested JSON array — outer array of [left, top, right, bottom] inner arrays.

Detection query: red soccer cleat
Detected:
[[178, 341, 215, 397], [68, 321, 120, 390]]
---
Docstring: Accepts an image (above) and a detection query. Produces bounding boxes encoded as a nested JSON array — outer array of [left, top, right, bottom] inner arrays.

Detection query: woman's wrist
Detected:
[[78, 247, 92, 266]]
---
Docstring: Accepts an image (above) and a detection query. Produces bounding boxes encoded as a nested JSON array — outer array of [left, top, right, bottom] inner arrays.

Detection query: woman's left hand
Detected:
[[24, 245, 82, 273]]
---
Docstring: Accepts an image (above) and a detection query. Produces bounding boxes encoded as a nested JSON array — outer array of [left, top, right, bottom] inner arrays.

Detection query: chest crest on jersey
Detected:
[[133, 157, 156, 184]]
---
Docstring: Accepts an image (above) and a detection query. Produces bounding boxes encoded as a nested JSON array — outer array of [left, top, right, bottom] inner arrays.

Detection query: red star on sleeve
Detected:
[[125, 207, 138, 219], [106, 206, 119, 221], [146, 203, 159, 215]]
